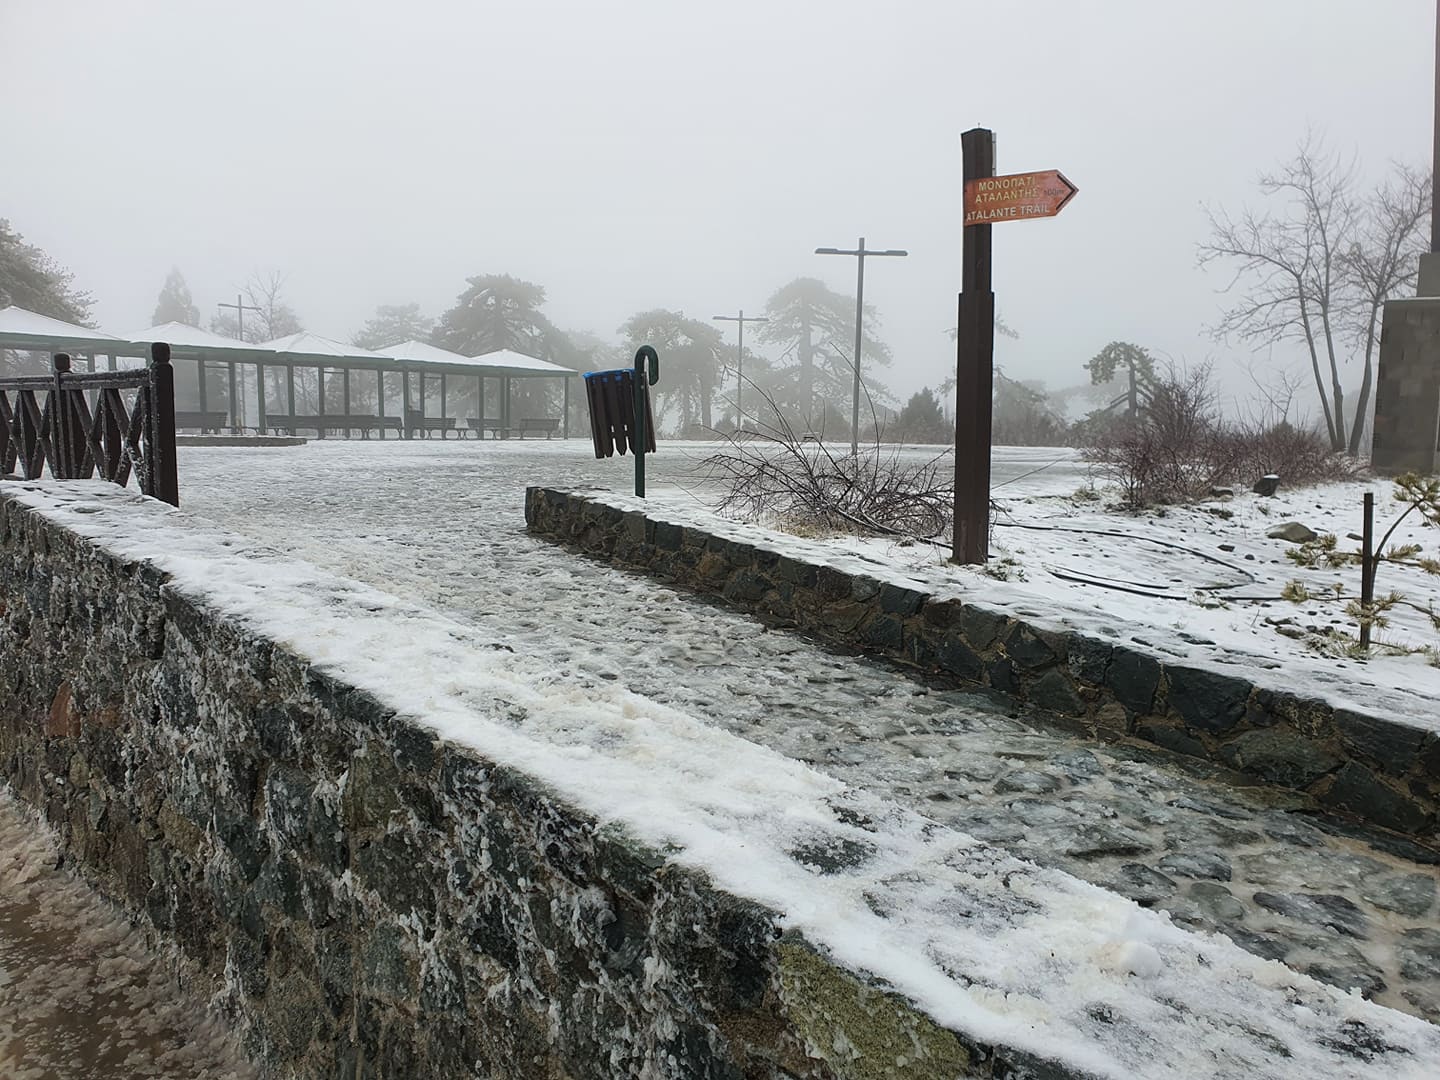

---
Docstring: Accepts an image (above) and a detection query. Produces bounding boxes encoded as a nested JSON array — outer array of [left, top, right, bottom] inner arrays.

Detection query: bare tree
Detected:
[[1201, 136, 1430, 454], [1200, 137, 1355, 450], [1240, 355, 1309, 428], [1341, 163, 1430, 454], [210, 269, 302, 343]]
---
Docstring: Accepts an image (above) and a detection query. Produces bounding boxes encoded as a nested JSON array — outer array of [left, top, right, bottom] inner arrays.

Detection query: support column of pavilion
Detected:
[[375, 368, 386, 439], [317, 366, 327, 438], [256, 358, 268, 433], [401, 367, 413, 439]]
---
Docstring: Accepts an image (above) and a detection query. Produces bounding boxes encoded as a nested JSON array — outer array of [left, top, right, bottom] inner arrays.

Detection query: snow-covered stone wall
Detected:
[[0, 486, 1068, 1079], [525, 487, 1440, 842], [7, 479, 1440, 1080]]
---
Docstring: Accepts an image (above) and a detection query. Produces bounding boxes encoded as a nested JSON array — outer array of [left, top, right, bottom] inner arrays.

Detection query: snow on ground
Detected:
[[159, 441, 1437, 1020], [622, 449, 1440, 736], [4, 454, 1440, 1077], [0, 790, 256, 1080]]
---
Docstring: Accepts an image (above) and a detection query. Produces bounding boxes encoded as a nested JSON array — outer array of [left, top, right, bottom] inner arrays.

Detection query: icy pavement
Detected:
[[155, 439, 1440, 1025], [10, 476, 1440, 1080], [0, 791, 255, 1080]]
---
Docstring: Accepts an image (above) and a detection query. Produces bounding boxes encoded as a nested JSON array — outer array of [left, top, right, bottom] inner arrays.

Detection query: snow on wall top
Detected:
[[3, 478, 1437, 1080]]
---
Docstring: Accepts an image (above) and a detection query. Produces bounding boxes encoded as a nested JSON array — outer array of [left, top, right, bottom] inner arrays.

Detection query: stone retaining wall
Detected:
[[0, 488, 1077, 1080], [525, 487, 1440, 845]]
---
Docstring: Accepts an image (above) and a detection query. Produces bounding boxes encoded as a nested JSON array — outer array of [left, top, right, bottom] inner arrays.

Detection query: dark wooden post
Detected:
[[197, 358, 208, 417], [563, 375, 571, 439], [149, 342, 180, 507], [342, 365, 352, 436], [287, 364, 297, 427], [440, 372, 448, 420], [502, 376, 512, 435], [51, 353, 74, 479], [952, 127, 997, 565], [0, 383, 12, 471], [478, 376, 486, 430]]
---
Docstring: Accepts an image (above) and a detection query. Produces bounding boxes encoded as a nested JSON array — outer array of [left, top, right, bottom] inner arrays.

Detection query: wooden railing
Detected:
[[0, 343, 179, 507]]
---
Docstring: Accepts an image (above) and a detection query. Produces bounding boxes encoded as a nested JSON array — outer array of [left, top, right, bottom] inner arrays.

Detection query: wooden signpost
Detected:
[[952, 128, 1077, 565]]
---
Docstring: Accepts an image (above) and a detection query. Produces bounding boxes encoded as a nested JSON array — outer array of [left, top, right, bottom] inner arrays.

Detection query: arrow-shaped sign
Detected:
[[963, 169, 1077, 225]]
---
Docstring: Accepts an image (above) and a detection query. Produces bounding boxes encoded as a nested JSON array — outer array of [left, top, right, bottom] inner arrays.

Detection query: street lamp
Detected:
[[216, 293, 261, 431], [712, 309, 768, 432], [814, 237, 907, 454]]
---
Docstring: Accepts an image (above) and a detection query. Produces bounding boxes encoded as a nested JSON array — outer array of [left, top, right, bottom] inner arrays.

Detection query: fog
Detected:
[[1, 0, 1431, 409]]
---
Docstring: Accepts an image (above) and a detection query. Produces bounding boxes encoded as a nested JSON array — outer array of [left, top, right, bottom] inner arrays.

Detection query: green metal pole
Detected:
[[633, 346, 659, 497]]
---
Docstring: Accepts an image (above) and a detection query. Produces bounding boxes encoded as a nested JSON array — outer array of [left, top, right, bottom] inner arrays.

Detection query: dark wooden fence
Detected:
[[0, 343, 179, 507]]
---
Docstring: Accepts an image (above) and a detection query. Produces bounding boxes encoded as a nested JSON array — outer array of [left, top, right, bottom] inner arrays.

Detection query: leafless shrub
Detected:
[[698, 387, 953, 539], [1227, 418, 1358, 488], [1086, 364, 1351, 509]]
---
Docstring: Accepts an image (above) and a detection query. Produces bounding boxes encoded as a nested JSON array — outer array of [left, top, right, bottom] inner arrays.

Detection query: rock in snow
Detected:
[[1266, 521, 1317, 543]]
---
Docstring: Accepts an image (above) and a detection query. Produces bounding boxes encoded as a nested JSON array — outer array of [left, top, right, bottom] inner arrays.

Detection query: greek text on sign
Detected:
[[963, 170, 1078, 225]]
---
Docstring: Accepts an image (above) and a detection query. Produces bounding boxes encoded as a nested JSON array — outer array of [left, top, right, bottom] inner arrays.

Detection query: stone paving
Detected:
[[174, 441, 1440, 1023]]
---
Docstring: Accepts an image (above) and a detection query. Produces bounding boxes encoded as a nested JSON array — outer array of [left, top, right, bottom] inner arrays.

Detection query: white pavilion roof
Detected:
[[466, 348, 574, 375], [125, 321, 278, 355], [259, 332, 389, 363], [0, 305, 129, 348], [378, 340, 574, 377], [380, 339, 475, 364]]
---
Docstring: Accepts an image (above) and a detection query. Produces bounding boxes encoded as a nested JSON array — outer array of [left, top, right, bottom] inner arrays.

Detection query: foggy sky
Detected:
[[1, 0, 1431, 409]]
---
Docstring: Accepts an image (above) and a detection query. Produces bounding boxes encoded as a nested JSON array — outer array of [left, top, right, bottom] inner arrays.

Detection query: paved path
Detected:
[[163, 440, 1440, 1022], [0, 794, 254, 1080]]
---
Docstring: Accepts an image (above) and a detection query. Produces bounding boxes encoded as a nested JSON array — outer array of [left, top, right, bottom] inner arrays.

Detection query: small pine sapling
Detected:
[[1280, 474, 1440, 652]]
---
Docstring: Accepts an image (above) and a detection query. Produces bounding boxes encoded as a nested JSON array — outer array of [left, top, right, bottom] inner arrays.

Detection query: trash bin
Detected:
[[583, 369, 656, 458]]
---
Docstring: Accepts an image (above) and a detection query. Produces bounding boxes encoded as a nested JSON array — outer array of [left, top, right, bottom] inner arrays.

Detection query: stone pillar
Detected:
[[1372, 296, 1440, 474], [1419, 252, 1440, 297]]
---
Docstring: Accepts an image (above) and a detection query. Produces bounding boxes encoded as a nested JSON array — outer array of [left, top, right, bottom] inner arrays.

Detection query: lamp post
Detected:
[[217, 293, 261, 430], [814, 237, 907, 455], [712, 309, 768, 431]]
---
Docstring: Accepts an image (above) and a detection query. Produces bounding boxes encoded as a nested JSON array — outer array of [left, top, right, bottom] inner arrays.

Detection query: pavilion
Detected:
[[2, 305, 579, 438], [379, 341, 577, 438]]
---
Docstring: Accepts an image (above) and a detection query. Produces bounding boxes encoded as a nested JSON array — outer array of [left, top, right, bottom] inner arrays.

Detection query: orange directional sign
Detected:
[[963, 170, 1077, 225]]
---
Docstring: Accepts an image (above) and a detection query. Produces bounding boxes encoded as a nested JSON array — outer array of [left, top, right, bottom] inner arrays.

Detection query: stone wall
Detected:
[[0, 488, 1081, 1080], [525, 487, 1440, 844]]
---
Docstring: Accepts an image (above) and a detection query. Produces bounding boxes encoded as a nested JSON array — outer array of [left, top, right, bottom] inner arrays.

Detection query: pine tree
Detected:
[[432, 274, 563, 357], [352, 303, 433, 349], [0, 218, 91, 323], [151, 267, 201, 326], [757, 277, 892, 420], [618, 309, 724, 433], [894, 387, 951, 444]]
